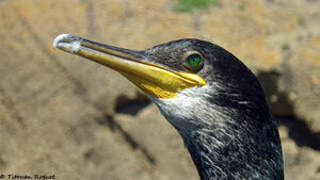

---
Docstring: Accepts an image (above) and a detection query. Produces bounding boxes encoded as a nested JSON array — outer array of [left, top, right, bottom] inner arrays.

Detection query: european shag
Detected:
[[53, 34, 283, 180]]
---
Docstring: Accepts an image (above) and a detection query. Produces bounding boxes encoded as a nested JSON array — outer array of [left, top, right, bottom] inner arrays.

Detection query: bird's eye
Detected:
[[183, 52, 204, 71]]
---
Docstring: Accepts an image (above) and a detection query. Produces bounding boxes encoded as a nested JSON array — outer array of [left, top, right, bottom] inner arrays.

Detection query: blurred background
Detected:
[[0, 0, 319, 179]]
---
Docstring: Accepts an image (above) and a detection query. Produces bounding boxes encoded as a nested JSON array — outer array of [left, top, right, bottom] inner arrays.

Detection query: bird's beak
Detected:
[[53, 34, 206, 98]]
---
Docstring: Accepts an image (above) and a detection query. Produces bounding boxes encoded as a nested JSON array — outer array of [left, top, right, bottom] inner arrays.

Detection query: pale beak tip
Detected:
[[53, 33, 82, 53], [53, 34, 72, 48]]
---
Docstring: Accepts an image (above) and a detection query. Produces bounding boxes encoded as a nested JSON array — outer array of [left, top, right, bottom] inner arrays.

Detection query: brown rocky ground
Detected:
[[0, 0, 319, 179]]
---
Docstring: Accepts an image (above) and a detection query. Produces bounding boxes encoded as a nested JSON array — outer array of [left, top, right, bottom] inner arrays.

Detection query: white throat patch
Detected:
[[151, 84, 227, 131]]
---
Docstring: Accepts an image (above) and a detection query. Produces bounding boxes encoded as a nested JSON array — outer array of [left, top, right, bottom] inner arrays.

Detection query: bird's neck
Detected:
[[179, 120, 283, 180], [152, 87, 284, 179]]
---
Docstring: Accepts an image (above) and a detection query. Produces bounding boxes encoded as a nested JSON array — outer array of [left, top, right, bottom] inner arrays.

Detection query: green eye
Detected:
[[183, 52, 204, 71], [187, 54, 202, 67]]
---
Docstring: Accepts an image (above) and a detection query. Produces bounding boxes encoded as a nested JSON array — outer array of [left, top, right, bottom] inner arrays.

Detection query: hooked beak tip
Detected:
[[53, 34, 82, 52]]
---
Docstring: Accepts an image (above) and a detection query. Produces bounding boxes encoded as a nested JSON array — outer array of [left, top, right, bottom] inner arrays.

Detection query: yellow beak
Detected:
[[53, 34, 206, 99]]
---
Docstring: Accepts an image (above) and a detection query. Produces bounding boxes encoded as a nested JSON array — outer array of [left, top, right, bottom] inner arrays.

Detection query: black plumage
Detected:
[[144, 39, 283, 179]]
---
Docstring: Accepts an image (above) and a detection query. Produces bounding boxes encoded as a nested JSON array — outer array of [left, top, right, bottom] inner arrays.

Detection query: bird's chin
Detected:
[[150, 86, 212, 132]]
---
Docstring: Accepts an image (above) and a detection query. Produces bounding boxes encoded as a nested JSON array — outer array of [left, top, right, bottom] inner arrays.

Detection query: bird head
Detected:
[[53, 34, 269, 133]]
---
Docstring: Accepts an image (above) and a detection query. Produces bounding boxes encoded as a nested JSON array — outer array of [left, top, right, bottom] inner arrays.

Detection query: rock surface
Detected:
[[0, 0, 319, 179]]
